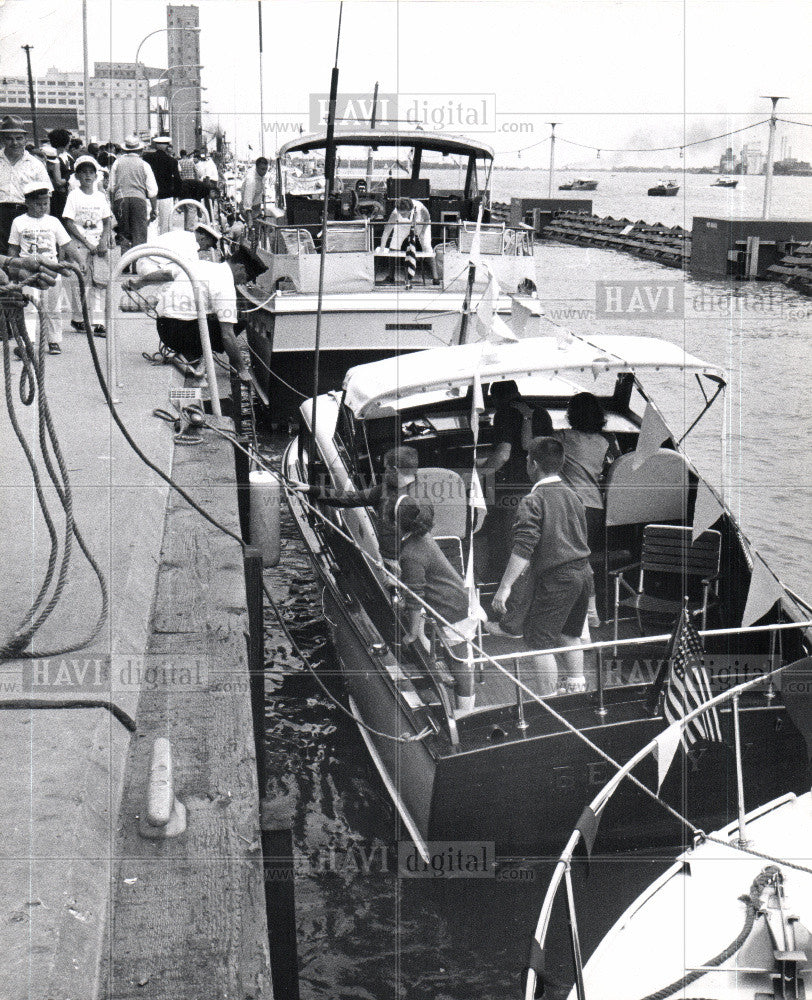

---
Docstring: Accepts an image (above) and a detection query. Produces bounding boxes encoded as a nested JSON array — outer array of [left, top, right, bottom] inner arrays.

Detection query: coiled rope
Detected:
[[0, 285, 108, 661]]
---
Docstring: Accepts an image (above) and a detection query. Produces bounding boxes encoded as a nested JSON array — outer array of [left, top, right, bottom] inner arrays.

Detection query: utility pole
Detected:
[[547, 122, 558, 198], [760, 95, 786, 220], [82, 0, 90, 142], [21, 45, 37, 145]]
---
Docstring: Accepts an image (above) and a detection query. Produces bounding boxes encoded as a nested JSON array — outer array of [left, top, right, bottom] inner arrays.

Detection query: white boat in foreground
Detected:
[[525, 658, 812, 999]]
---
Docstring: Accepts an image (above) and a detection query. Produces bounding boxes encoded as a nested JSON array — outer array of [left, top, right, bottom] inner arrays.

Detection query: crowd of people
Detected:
[[0, 113, 267, 374]]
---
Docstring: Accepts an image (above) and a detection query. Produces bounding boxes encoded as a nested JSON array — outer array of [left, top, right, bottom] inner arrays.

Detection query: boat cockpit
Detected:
[[254, 129, 535, 294]]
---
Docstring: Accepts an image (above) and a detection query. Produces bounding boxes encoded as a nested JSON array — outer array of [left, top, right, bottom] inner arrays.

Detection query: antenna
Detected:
[[760, 95, 788, 220], [309, 1, 344, 484]]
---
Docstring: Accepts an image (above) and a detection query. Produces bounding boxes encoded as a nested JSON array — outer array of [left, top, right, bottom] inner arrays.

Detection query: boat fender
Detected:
[[249, 469, 282, 567], [139, 737, 187, 839]]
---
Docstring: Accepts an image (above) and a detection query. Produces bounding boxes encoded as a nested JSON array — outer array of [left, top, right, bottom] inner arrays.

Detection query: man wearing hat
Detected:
[[142, 136, 182, 236], [121, 223, 267, 382], [108, 135, 158, 252], [0, 115, 52, 254]]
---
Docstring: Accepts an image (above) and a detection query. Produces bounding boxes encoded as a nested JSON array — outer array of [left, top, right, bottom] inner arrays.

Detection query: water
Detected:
[[262, 180, 812, 997]]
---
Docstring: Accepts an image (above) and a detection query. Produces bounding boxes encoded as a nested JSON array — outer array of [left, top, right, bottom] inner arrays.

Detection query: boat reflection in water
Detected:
[[282, 329, 812, 859]]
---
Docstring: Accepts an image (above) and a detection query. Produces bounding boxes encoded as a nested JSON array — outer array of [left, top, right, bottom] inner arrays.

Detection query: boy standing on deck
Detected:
[[62, 156, 111, 335], [7, 181, 75, 355], [491, 436, 592, 696]]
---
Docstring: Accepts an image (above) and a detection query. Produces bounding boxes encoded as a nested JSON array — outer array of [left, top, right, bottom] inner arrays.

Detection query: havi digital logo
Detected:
[[596, 280, 684, 318]]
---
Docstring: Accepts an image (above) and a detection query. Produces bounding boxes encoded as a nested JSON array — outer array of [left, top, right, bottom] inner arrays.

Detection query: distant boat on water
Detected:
[[559, 178, 598, 191], [648, 180, 680, 196], [712, 177, 739, 188]]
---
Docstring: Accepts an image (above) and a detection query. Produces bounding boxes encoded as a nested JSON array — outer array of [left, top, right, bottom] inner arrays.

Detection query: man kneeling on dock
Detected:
[[490, 437, 591, 696], [122, 223, 266, 382]]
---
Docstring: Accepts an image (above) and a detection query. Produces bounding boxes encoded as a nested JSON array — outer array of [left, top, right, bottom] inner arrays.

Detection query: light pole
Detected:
[[148, 64, 202, 137], [167, 87, 208, 148], [134, 26, 200, 138], [547, 122, 559, 197]]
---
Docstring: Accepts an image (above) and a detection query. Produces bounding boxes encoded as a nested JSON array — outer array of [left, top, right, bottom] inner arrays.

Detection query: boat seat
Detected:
[[322, 222, 371, 252], [604, 448, 689, 528], [275, 227, 316, 255], [411, 467, 486, 575], [459, 222, 505, 255], [610, 524, 722, 643]]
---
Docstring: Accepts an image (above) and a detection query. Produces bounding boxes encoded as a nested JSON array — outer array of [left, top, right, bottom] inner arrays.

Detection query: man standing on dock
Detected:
[[0, 115, 52, 254], [240, 157, 270, 233], [142, 137, 182, 235], [109, 136, 158, 254]]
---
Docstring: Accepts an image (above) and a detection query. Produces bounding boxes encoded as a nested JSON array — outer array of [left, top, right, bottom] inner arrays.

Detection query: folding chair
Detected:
[[610, 524, 722, 646]]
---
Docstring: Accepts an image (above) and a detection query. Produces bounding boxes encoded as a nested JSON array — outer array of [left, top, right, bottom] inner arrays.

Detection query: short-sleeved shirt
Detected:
[[62, 188, 111, 248], [157, 259, 238, 325], [8, 212, 71, 261], [0, 150, 53, 204]]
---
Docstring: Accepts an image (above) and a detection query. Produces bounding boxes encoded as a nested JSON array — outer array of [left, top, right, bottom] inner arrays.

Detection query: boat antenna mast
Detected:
[[366, 81, 378, 188], [308, 1, 344, 485]]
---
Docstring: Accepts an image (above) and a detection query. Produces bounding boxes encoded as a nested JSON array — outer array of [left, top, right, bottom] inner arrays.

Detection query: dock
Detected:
[[0, 301, 271, 998]]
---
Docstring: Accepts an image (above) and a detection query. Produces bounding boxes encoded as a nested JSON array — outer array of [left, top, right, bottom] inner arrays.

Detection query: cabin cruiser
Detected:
[[648, 180, 680, 196], [243, 127, 537, 414], [525, 658, 812, 998], [282, 331, 811, 857], [559, 178, 598, 191], [712, 177, 739, 188]]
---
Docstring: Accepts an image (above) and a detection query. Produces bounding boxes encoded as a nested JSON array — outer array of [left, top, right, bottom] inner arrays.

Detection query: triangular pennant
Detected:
[[509, 296, 536, 339], [470, 370, 485, 445], [692, 481, 724, 541], [489, 312, 518, 343], [475, 267, 498, 340], [632, 402, 671, 470], [741, 554, 784, 627], [653, 721, 683, 793]]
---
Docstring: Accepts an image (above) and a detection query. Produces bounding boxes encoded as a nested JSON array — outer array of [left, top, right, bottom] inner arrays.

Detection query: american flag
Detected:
[[404, 214, 418, 287], [660, 608, 724, 747]]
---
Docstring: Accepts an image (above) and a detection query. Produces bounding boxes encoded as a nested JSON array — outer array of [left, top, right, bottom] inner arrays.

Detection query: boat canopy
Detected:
[[343, 335, 727, 418], [278, 129, 495, 161]]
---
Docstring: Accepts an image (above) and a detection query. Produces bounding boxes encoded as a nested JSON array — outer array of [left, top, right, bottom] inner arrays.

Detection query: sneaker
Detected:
[[93, 325, 106, 338], [70, 320, 84, 331], [48, 343, 61, 355]]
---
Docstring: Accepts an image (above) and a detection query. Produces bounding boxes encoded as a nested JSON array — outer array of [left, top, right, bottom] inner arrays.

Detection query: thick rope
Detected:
[[637, 865, 780, 1000], [0, 283, 109, 661]]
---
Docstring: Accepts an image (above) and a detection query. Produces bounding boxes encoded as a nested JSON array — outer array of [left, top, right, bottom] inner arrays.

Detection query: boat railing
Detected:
[[522, 652, 811, 1000], [104, 245, 222, 417], [253, 217, 534, 258]]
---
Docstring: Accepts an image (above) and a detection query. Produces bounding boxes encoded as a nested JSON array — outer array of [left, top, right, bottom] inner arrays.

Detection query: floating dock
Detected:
[[0, 306, 271, 998]]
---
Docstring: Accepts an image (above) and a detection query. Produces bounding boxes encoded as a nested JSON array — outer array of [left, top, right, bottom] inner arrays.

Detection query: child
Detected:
[[7, 181, 73, 355], [62, 156, 112, 334], [296, 446, 420, 564], [397, 498, 485, 716]]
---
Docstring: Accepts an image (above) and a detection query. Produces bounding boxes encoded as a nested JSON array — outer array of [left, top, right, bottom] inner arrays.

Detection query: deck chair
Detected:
[[610, 524, 722, 645]]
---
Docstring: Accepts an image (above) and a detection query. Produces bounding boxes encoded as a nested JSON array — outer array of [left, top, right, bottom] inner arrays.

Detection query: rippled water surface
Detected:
[[261, 182, 811, 997]]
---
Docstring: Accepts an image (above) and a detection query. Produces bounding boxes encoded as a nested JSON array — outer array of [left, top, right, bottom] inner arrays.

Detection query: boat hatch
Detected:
[[342, 335, 727, 419]]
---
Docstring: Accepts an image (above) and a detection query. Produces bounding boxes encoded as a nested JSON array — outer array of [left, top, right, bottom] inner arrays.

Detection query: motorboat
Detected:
[[648, 180, 680, 196], [559, 179, 598, 191], [243, 127, 537, 414], [524, 658, 812, 998], [712, 177, 739, 188], [282, 330, 812, 857]]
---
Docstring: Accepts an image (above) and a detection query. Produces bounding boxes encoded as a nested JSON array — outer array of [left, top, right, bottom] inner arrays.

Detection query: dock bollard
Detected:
[[139, 737, 187, 839], [249, 469, 282, 567]]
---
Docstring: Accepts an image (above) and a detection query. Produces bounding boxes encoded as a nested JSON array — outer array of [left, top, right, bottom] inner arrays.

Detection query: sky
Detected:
[[0, 0, 810, 166]]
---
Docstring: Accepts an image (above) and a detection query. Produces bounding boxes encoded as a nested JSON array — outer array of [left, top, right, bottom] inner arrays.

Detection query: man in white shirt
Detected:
[[0, 115, 52, 253], [122, 223, 266, 381], [194, 150, 220, 220], [240, 157, 269, 230]]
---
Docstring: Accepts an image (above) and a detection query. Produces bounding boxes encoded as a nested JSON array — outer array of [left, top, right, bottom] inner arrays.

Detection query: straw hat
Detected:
[[0, 114, 27, 136], [122, 135, 144, 152]]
